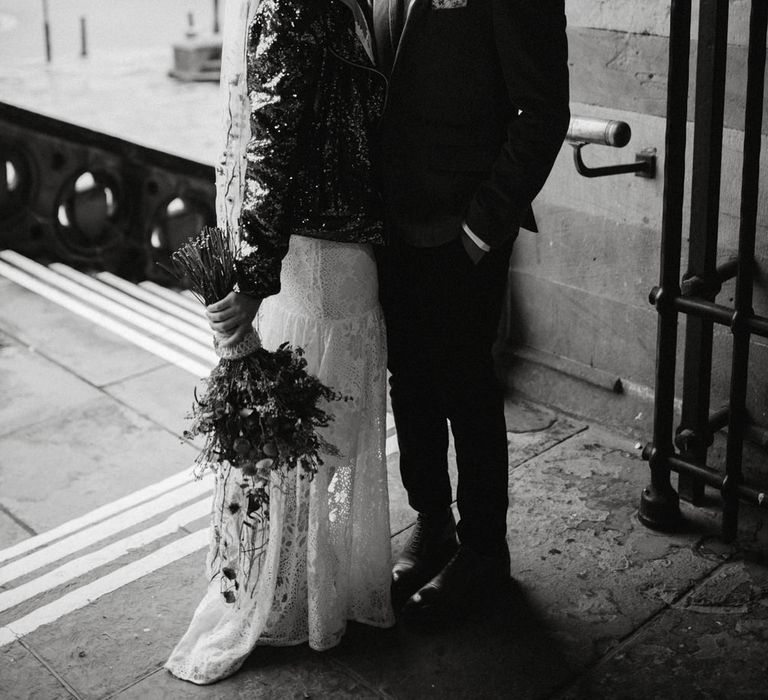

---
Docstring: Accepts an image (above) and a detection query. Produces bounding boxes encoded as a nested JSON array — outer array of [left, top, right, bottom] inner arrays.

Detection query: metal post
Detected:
[[639, 0, 691, 530], [80, 17, 87, 58], [42, 0, 51, 63], [213, 0, 220, 34], [722, 0, 767, 541], [676, 0, 729, 506]]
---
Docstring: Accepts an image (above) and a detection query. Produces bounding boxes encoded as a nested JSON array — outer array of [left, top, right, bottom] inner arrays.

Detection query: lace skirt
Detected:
[[165, 236, 395, 685]]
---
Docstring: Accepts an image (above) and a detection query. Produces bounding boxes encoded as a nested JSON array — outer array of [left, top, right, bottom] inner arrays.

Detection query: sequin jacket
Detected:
[[235, 0, 386, 298]]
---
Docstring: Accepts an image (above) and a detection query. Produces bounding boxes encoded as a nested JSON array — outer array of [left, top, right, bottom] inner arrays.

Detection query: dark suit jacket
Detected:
[[377, 0, 570, 249]]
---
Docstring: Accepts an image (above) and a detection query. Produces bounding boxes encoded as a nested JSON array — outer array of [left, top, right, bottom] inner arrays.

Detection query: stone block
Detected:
[[560, 559, 768, 698], [0, 283, 165, 387], [0, 641, 72, 700], [104, 364, 203, 441], [0, 344, 101, 439], [0, 396, 198, 532]]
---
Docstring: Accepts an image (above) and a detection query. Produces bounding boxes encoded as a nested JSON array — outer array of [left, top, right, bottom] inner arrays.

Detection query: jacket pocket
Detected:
[[430, 143, 497, 173]]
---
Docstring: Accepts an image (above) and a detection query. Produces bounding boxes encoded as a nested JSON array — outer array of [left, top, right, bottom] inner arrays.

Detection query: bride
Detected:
[[165, 0, 394, 684]]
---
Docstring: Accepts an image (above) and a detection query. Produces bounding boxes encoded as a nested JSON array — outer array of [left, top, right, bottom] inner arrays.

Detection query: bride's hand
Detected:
[[206, 291, 262, 348]]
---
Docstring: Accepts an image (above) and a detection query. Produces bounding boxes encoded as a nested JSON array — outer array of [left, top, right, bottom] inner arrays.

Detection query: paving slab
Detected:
[[0, 640, 73, 700], [328, 584, 573, 699], [506, 427, 723, 672], [343, 427, 728, 699], [0, 510, 33, 550], [387, 399, 585, 536], [20, 549, 207, 700], [0, 395, 198, 532], [103, 363, 204, 440], [0, 513, 209, 625], [119, 646, 382, 700], [560, 559, 768, 699], [335, 506, 572, 699], [20, 544, 380, 700], [506, 398, 586, 469], [0, 343, 101, 439], [0, 282, 166, 387]]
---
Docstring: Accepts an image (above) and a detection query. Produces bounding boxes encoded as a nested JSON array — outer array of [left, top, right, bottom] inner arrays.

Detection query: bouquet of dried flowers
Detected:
[[167, 226, 342, 600]]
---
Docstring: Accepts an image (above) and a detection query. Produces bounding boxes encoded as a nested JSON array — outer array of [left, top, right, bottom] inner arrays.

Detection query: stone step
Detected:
[[0, 250, 215, 377]]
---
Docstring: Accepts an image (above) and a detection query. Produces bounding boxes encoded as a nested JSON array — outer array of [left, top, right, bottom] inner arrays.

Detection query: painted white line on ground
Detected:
[[1, 428, 398, 570], [0, 478, 212, 587], [0, 528, 209, 649], [0, 498, 210, 614], [0, 251, 218, 365], [51, 264, 213, 346], [0, 467, 200, 565], [138, 279, 207, 316], [101, 273, 210, 329], [0, 413, 399, 568], [0, 260, 212, 378], [0, 437, 399, 638]]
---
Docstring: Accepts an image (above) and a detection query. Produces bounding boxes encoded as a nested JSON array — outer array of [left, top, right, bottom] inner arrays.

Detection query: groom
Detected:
[[373, 0, 570, 617]]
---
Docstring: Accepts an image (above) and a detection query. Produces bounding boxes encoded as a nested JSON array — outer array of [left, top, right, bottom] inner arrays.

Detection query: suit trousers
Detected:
[[377, 235, 513, 557]]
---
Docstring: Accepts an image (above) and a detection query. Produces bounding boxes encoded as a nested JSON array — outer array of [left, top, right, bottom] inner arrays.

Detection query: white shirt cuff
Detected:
[[461, 222, 491, 252]]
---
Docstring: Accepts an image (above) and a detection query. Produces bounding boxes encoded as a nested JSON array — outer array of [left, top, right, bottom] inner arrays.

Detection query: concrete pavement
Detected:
[[1, 257, 768, 698]]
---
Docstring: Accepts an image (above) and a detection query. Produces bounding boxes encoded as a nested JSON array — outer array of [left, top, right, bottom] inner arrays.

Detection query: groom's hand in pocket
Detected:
[[206, 291, 262, 347]]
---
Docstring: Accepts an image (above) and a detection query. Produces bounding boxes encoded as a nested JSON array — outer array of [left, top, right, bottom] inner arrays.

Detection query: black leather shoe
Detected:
[[391, 511, 458, 608], [402, 544, 510, 621]]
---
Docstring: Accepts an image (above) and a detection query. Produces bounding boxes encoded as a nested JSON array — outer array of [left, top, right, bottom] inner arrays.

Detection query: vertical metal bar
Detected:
[[42, 0, 51, 63], [677, 0, 729, 505], [639, 0, 691, 529], [722, 0, 767, 541]]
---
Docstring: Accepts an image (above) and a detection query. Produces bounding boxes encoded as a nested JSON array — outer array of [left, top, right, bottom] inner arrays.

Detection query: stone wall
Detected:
[[505, 1, 768, 443]]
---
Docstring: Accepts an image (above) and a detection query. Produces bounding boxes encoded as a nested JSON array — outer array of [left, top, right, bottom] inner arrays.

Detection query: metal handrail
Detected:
[[566, 115, 656, 178]]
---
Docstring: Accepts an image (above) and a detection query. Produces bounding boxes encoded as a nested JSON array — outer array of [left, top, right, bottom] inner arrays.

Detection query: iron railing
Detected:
[[0, 101, 215, 282]]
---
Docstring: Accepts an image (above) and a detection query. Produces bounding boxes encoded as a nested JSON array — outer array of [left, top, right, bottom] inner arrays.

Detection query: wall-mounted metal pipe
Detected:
[[566, 117, 631, 147], [566, 116, 656, 179]]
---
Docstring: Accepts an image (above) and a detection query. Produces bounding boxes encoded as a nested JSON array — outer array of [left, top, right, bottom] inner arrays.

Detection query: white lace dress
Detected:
[[165, 235, 395, 684]]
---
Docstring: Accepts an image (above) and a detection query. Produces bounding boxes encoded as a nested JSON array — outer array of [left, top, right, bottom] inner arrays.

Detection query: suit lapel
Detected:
[[390, 0, 429, 76]]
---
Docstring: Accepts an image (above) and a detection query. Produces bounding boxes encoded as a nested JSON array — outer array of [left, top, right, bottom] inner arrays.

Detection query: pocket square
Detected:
[[432, 0, 468, 8]]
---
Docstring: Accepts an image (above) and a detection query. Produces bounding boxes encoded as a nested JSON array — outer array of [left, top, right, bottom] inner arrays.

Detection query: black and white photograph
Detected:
[[0, 0, 767, 698]]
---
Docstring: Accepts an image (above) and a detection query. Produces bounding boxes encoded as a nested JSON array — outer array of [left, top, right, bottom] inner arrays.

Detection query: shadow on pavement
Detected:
[[328, 577, 575, 699]]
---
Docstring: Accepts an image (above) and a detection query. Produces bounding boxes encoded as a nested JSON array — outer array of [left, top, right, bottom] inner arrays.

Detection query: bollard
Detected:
[[42, 0, 51, 62], [186, 12, 196, 40], [80, 17, 87, 58]]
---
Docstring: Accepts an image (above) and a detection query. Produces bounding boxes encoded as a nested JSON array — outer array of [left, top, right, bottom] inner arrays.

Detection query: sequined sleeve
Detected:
[[235, 0, 324, 298]]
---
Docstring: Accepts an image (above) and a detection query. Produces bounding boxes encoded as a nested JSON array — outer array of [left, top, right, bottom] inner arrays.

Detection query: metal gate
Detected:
[[640, 0, 768, 541]]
